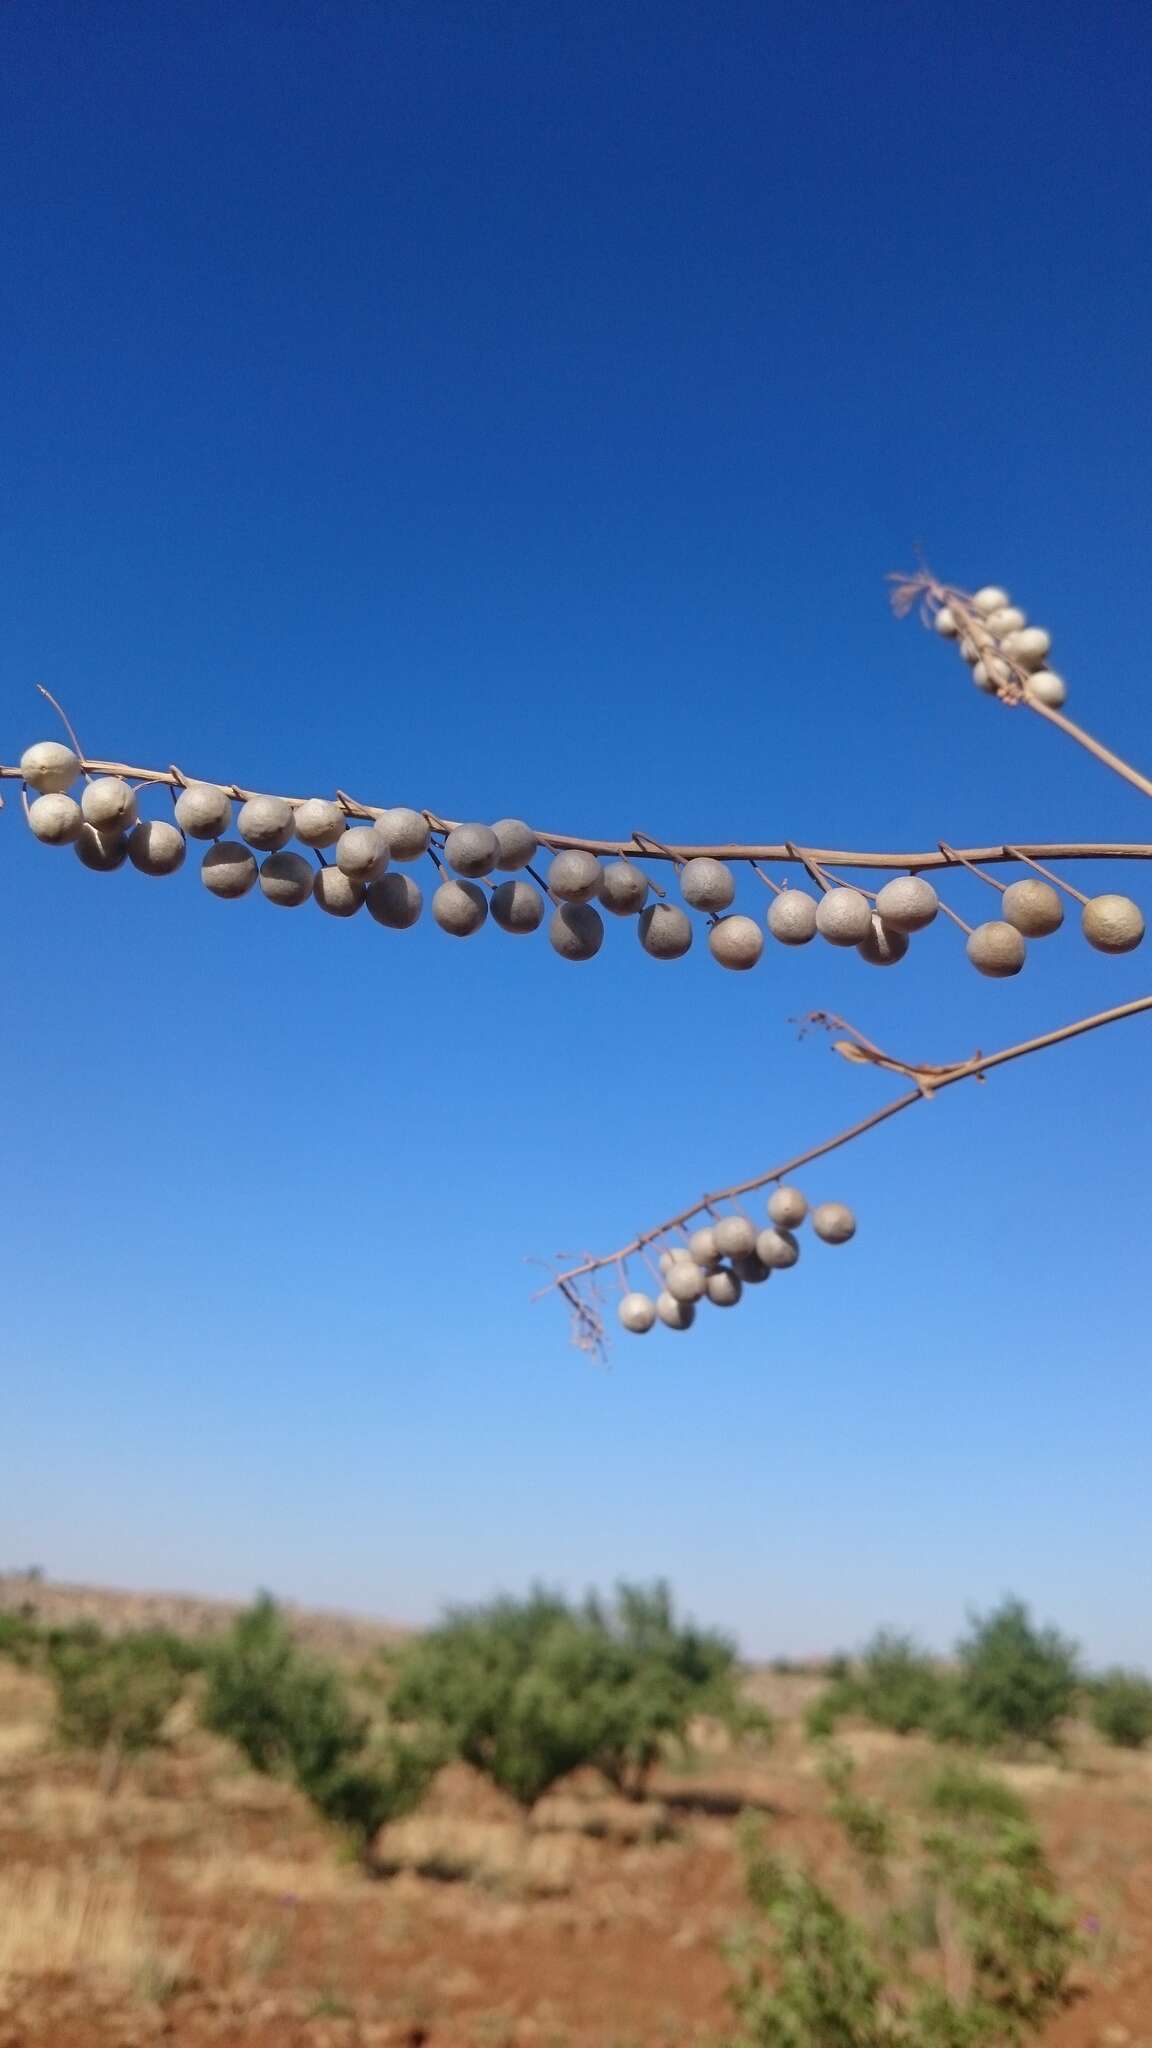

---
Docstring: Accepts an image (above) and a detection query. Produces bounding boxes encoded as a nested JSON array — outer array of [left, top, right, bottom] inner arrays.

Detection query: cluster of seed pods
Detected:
[[933, 582, 1067, 709], [616, 1186, 855, 1335]]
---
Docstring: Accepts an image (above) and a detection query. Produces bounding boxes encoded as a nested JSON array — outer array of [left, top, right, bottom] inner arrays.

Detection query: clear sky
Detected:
[[3, 0, 1150, 1666]]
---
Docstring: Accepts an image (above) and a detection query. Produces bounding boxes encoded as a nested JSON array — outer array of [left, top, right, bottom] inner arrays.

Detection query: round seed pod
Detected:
[[259, 850, 314, 907], [175, 782, 233, 840], [971, 662, 999, 694], [984, 605, 1027, 637], [336, 826, 389, 881], [433, 877, 488, 936], [1082, 893, 1145, 954], [688, 1226, 718, 1266], [767, 1186, 807, 1228], [127, 819, 187, 876], [705, 1267, 743, 1308], [201, 841, 257, 898], [816, 887, 872, 947], [82, 777, 138, 836], [665, 1260, 706, 1304], [366, 871, 423, 929], [444, 823, 499, 878], [548, 849, 603, 903], [972, 585, 1011, 615], [618, 1292, 657, 1335], [966, 920, 1027, 977], [656, 1292, 696, 1332], [598, 860, 649, 916], [639, 903, 693, 959], [237, 795, 294, 852], [733, 1252, 772, 1285], [491, 878, 545, 934], [756, 1227, 799, 1270], [961, 632, 990, 665], [659, 1248, 693, 1276], [812, 1201, 856, 1244], [27, 793, 82, 845], [379, 807, 431, 861], [550, 902, 604, 961], [713, 1215, 756, 1260], [1001, 626, 1051, 670], [708, 915, 764, 971], [858, 915, 909, 967], [294, 798, 346, 848], [875, 876, 938, 933], [680, 857, 735, 912], [933, 606, 958, 638], [491, 818, 538, 870], [1001, 878, 1064, 937], [74, 824, 129, 872], [313, 865, 365, 917], [972, 657, 1010, 692], [20, 741, 81, 793], [1024, 670, 1067, 709], [768, 888, 819, 945]]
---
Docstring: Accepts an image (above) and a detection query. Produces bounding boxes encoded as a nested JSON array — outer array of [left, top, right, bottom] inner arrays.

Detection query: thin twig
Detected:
[[1005, 847, 1090, 907]]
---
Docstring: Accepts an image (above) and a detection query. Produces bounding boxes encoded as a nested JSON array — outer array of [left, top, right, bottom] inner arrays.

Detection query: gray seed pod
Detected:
[[548, 849, 604, 903], [379, 807, 431, 861], [175, 782, 233, 840], [659, 1248, 693, 1275], [812, 1201, 856, 1244], [82, 777, 138, 836], [598, 860, 650, 916], [705, 1267, 743, 1308], [433, 877, 488, 936], [984, 605, 1027, 637], [874, 876, 939, 933], [127, 819, 187, 876], [656, 1291, 696, 1331], [491, 817, 538, 870], [756, 1227, 799, 1270], [366, 871, 423, 929], [201, 841, 257, 898], [74, 824, 129, 872], [293, 799, 346, 848], [549, 902, 604, 961], [1001, 879, 1064, 938], [933, 606, 958, 638], [237, 795, 294, 852], [1024, 670, 1067, 709], [688, 1226, 718, 1266], [1082, 893, 1145, 954], [336, 826, 389, 881], [27, 793, 82, 845], [767, 1185, 807, 1228], [816, 887, 873, 947], [858, 915, 909, 967], [768, 888, 819, 945], [313, 865, 365, 917], [972, 585, 1011, 615], [966, 920, 1027, 977], [20, 741, 81, 793], [709, 914, 764, 971], [733, 1252, 772, 1285], [665, 1260, 706, 1304], [680, 857, 735, 912], [259, 850, 314, 907], [638, 903, 693, 959], [491, 878, 545, 934], [444, 823, 499, 878], [713, 1215, 756, 1259], [618, 1292, 657, 1334]]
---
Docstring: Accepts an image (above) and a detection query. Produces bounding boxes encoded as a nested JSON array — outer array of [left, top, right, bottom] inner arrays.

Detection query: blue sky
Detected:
[[3, 0, 1150, 1665]]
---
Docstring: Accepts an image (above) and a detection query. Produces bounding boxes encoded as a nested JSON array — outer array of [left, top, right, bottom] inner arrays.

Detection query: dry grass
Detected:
[[178, 1848, 359, 1900], [0, 1864, 182, 1990], [376, 1814, 599, 1894]]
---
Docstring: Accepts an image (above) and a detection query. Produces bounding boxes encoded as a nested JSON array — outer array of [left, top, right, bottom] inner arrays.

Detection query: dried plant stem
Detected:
[[1027, 699, 1152, 802]]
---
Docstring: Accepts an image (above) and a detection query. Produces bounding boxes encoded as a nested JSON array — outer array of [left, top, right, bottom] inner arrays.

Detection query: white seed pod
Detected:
[[966, 920, 1027, 977], [688, 1226, 718, 1266], [972, 656, 1010, 692], [705, 1267, 743, 1308], [433, 877, 488, 936], [20, 740, 81, 793], [971, 662, 999, 694], [378, 807, 431, 861], [756, 1227, 799, 1270], [1081, 893, 1145, 954], [74, 824, 129, 872], [491, 818, 538, 870], [933, 606, 959, 638], [639, 903, 693, 959], [175, 782, 233, 840], [680, 857, 735, 912], [548, 849, 604, 903], [656, 1291, 696, 1331], [732, 1252, 772, 1285], [618, 1292, 657, 1334], [858, 914, 909, 967], [237, 795, 294, 852], [598, 859, 650, 916], [812, 1201, 856, 1244], [874, 876, 938, 933], [713, 1215, 756, 1260], [665, 1260, 706, 1303], [1024, 669, 1067, 709], [81, 777, 138, 836], [258, 850, 314, 907], [549, 902, 604, 960], [659, 1248, 694, 1275], [768, 889, 819, 946], [984, 605, 1027, 637], [491, 878, 545, 934], [972, 585, 1011, 615], [708, 914, 764, 971], [366, 872, 423, 929], [960, 633, 990, 665], [201, 841, 257, 898], [444, 823, 500, 878], [313, 865, 365, 917], [1001, 878, 1064, 938], [27, 793, 82, 845], [336, 826, 389, 881], [127, 819, 187, 876], [1001, 626, 1050, 670], [294, 798, 347, 848], [816, 887, 873, 947], [767, 1186, 807, 1228]]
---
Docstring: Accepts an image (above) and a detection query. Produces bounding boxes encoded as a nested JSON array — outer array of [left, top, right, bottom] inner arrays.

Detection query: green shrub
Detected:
[[46, 1631, 189, 1791], [0, 1609, 40, 1666], [952, 1600, 1079, 1752], [1089, 1668, 1152, 1749], [805, 1631, 948, 1743]]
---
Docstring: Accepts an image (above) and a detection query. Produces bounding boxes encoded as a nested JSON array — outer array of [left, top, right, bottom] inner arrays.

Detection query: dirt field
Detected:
[[1, 1584, 1150, 2047]]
